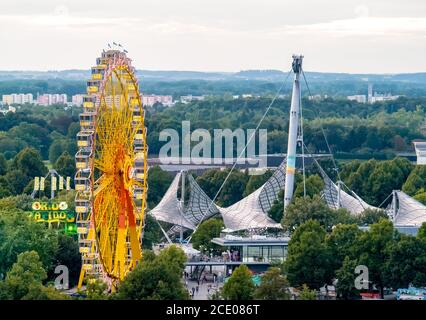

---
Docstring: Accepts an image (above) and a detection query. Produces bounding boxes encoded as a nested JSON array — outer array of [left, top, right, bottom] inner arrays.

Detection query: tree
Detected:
[[146, 166, 173, 208], [55, 151, 75, 178], [354, 218, 394, 298], [196, 169, 249, 207], [294, 174, 324, 198], [343, 158, 412, 206], [0, 153, 7, 175], [335, 257, 360, 300], [281, 196, 352, 232], [393, 135, 408, 151], [0, 209, 58, 279], [0, 194, 33, 211], [50, 115, 73, 135], [244, 170, 272, 196], [418, 222, 426, 241], [298, 284, 317, 300], [192, 218, 224, 253], [285, 220, 333, 289], [53, 234, 81, 288], [7, 122, 51, 158], [142, 214, 162, 249], [23, 284, 70, 300], [326, 224, 361, 271], [4, 169, 28, 195], [67, 122, 80, 138], [218, 170, 249, 207], [0, 176, 12, 198], [86, 279, 108, 300], [12, 147, 47, 178], [413, 190, 426, 205], [254, 267, 290, 300], [402, 165, 426, 196], [268, 190, 284, 223], [48, 139, 62, 163], [115, 246, 188, 300], [222, 264, 255, 300], [0, 251, 47, 300], [384, 234, 426, 289], [356, 209, 389, 225], [48, 140, 76, 164]]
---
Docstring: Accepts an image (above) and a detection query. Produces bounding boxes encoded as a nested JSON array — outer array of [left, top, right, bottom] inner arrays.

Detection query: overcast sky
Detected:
[[1, 0, 425, 73]]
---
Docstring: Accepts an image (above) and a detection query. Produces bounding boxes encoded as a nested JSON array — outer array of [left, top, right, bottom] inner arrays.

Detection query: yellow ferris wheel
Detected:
[[75, 49, 148, 289]]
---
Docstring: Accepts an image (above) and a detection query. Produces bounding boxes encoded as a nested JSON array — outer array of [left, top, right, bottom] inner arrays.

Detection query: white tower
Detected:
[[368, 83, 373, 104], [284, 55, 303, 210]]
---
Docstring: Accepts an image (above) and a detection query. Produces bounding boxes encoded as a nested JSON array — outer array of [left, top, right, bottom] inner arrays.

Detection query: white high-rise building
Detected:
[[347, 95, 367, 104], [72, 94, 84, 106], [36, 94, 68, 105], [1, 93, 33, 104], [51, 94, 67, 104], [12, 94, 20, 103], [20, 93, 33, 104], [142, 94, 174, 107], [2, 95, 13, 105]]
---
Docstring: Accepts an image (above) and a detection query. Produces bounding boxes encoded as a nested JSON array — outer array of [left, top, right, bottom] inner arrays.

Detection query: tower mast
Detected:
[[284, 55, 303, 210]]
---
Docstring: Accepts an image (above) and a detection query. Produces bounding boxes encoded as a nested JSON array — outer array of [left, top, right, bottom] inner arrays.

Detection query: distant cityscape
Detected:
[[0, 84, 401, 115], [0, 93, 207, 111], [2, 93, 68, 106], [347, 84, 400, 104]]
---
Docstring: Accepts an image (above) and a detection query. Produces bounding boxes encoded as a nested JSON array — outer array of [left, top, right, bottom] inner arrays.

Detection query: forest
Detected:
[[1, 95, 426, 162]]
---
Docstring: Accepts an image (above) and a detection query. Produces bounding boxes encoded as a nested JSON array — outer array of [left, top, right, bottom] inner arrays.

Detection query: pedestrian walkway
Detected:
[[184, 278, 222, 300]]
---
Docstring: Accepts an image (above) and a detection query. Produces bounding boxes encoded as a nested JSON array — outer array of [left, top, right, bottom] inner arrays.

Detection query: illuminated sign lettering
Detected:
[[30, 201, 75, 223]]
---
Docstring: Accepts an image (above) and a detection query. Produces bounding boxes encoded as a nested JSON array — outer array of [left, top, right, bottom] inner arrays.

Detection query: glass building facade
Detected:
[[212, 236, 289, 265]]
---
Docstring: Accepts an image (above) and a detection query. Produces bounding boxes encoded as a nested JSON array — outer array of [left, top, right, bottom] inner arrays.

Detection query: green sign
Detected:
[[30, 201, 77, 235], [30, 201, 75, 223]]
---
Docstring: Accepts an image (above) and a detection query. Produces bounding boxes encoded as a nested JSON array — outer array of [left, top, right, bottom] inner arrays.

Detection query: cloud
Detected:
[[269, 16, 426, 38], [0, 13, 139, 28], [2, 9, 425, 39], [354, 5, 370, 18]]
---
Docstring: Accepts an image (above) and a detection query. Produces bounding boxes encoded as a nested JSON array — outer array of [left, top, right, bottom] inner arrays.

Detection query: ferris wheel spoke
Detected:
[[93, 176, 113, 196]]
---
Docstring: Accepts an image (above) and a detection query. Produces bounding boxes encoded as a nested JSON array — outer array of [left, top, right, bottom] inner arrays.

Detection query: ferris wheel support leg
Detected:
[[114, 221, 127, 280], [126, 189, 141, 264], [129, 226, 141, 263], [78, 267, 86, 290]]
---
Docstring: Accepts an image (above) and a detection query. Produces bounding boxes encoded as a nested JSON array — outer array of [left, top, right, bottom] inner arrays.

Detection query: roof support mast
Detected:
[[284, 55, 303, 211], [180, 170, 185, 243]]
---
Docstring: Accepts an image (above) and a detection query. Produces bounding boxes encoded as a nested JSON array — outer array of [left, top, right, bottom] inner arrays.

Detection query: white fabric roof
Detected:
[[218, 186, 282, 231], [390, 191, 426, 226], [185, 174, 220, 225], [150, 161, 286, 232], [150, 172, 196, 230], [217, 161, 286, 231], [319, 166, 376, 215]]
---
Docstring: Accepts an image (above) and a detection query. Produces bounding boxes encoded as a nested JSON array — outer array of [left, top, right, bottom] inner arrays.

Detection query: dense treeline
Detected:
[[0, 80, 85, 97], [2, 97, 426, 164], [2, 78, 426, 97], [146, 96, 426, 156], [0, 105, 79, 160], [284, 219, 426, 299]]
